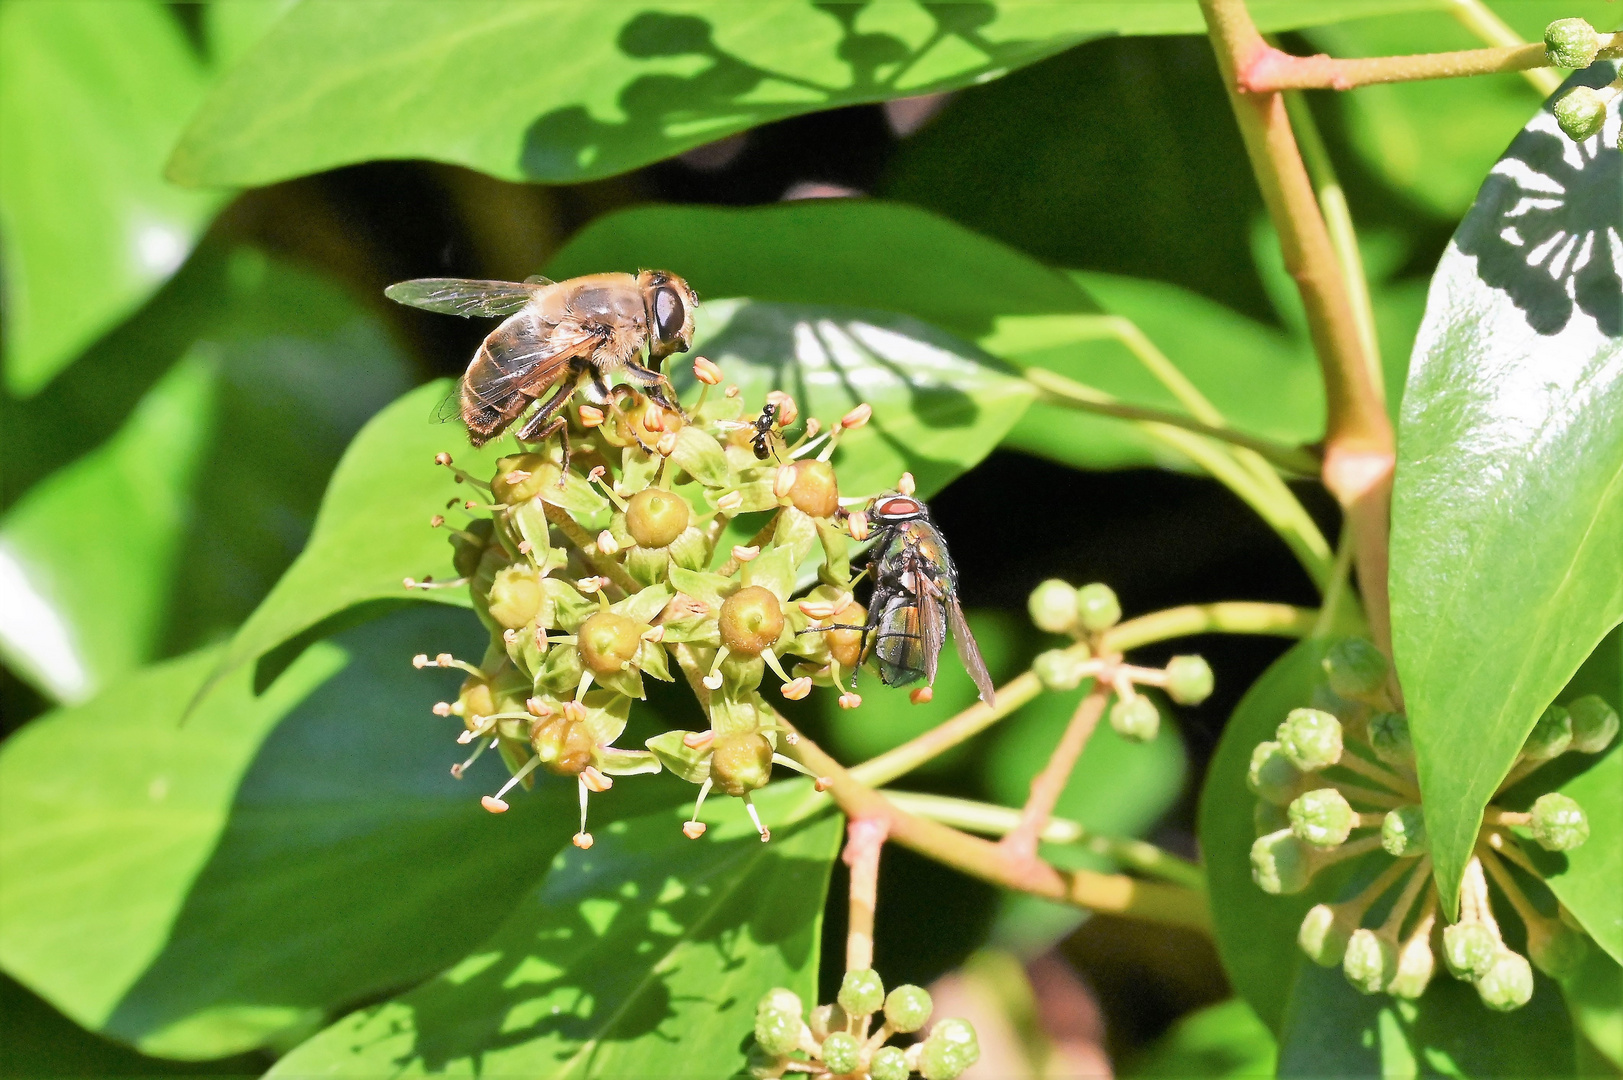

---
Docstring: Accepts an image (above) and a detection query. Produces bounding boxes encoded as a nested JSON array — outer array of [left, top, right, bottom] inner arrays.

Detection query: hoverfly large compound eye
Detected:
[[654, 287, 685, 342]]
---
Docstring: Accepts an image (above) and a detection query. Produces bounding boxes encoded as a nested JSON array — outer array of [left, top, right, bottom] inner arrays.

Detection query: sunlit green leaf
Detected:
[[1564, 947, 1623, 1071], [0, 0, 227, 395], [1126, 998, 1276, 1079], [1389, 64, 1623, 918], [268, 791, 841, 1078]]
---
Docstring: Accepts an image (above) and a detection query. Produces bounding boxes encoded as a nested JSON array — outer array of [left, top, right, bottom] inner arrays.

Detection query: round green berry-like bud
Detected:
[[1165, 655, 1214, 705], [1075, 583, 1121, 632], [1289, 788, 1355, 848], [1523, 704, 1573, 761], [1322, 638, 1388, 701], [838, 969, 885, 1017], [1298, 903, 1354, 967], [1381, 805, 1428, 857], [1343, 929, 1397, 995], [755, 1007, 804, 1057], [1367, 711, 1413, 768], [1568, 694, 1619, 754], [1251, 829, 1311, 895], [1477, 949, 1534, 1011], [1531, 792, 1589, 851], [1028, 579, 1079, 634], [1110, 695, 1160, 742], [1277, 708, 1343, 771], [786, 459, 840, 518], [1555, 86, 1608, 142], [820, 1031, 861, 1076], [1254, 799, 1290, 837], [1247, 741, 1306, 806], [1529, 919, 1589, 981], [577, 611, 643, 675], [710, 732, 775, 797], [531, 716, 595, 776], [719, 586, 786, 657], [487, 564, 543, 630], [758, 988, 803, 1017], [626, 487, 691, 549], [870, 1046, 909, 1080], [1388, 934, 1436, 1000], [1442, 922, 1500, 980], [491, 453, 557, 504], [1033, 648, 1090, 691], [920, 1018, 980, 1080], [808, 1003, 847, 1042], [1545, 18, 1601, 69], [884, 984, 933, 1033]]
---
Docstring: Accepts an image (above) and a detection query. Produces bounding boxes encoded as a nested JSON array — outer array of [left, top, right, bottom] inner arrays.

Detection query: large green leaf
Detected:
[[167, 0, 1445, 189], [0, 605, 681, 1059], [268, 793, 842, 1078], [1564, 947, 1623, 1070], [1126, 999, 1277, 1079], [0, 0, 227, 396], [1389, 64, 1623, 917]]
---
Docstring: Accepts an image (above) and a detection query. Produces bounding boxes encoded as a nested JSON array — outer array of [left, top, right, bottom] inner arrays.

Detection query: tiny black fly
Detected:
[[718, 402, 783, 461]]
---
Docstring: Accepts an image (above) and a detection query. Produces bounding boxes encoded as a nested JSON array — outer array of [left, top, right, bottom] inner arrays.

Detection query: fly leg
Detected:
[[515, 366, 586, 484]]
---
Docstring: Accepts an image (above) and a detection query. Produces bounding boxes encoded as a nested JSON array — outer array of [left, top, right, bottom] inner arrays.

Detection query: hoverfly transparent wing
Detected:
[[460, 318, 599, 411], [947, 596, 995, 707], [523, 274, 555, 285], [384, 278, 542, 318]]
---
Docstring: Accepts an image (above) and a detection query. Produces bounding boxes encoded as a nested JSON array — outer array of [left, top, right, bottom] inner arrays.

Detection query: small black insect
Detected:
[[720, 402, 783, 461]]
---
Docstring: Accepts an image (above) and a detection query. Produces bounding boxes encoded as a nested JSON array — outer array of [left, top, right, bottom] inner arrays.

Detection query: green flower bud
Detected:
[[1075, 583, 1121, 632], [1289, 788, 1355, 848], [577, 612, 643, 675], [1034, 648, 1090, 691], [920, 1018, 979, 1080], [1523, 704, 1573, 761], [1110, 695, 1160, 741], [1554, 86, 1607, 142], [786, 460, 840, 518], [1343, 929, 1397, 995], [1367, 711, 1413, 768], [1528, 918, 1589, 981], [820, 1031, 861, 1075], [1530, 792, 1589, 851], [710, 731, 774, 797], [1254, 799, 1290, 837], [1442, 922, 1499, 980], [884, 984, 933, 1033], [755, 1007, 804, 1057], [1164, 654, 1214, 705], [870, 1046, 909, 1080], [838, 968, 886, 1017], [809, 1003, 849, 1042], [720, 586, 786, 657], [1381, 805, 1427, 856], [487, 564, 543, 630], [1388, 932, 1436, 1000], [1568, 695, 1619, 754], [1250, 829, 1311, 895], [1477, 949, 1534, 1011], [1247, 741, 1306, 806], [1545, 18, 1601, 68], [758, 988, 803, 1017], [491, 453, 555, 504], [1323, 638, 1388, 701], [626, 487, 690, 549], [1028, 579, 1079, 634], [1277, 708, 1343, 771], [1298, 903, 1355, 967]]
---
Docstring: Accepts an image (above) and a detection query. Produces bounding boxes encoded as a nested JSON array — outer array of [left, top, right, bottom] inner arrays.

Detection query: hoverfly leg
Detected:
[[515, 386, 577, 486], [623, 360, 685, 419]]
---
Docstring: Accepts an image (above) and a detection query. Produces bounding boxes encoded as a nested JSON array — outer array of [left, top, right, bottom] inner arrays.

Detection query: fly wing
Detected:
[[385, 278, 542, 318], [461, 315, 598, 411], [916, 580, 946, 686], [948, 596, 995, 706]]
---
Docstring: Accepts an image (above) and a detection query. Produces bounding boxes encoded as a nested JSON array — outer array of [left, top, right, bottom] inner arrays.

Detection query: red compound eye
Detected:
[[876, 496, 921, 519]]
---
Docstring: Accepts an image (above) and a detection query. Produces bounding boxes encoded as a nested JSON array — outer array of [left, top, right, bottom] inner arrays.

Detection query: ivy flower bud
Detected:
[[919, 1018, 979, 1080], [1110, 695, 1160, 741], [1367, 711, 1413, 768], [1442, 922, 1500, 980], [487, 564, 543, 630], [820, 1032, 860, 1075], [1381, 805, 1428, 856], [1165, 655, 1214, 705], [1028, 579, 1078, 633], [720, 586, 786, 656], [1075, 583, 1121, 632], [884, 984, 933, 1032], [1388, 930, 1436, 999], [838, 969, 886, 1017], [1322, 638, 1388, 702], [1277, 708, 1343, 771], [491, 453, 555, 504], [711, 732, 774, 796], [758, 988, 803, 1017], [1288, 788, 1355, 848], [1523, 704, 1573, 761], [577, 612, 643, 675], [754, 1008, 803, 1057], [786, 459, 840, 518], [1545, 18, 1601, 69], [1567, 695, 1618, 754], [1477, 949, 1534, 1011], [1247, 741, 1306, 806], [1554, 86, 1608, 142], [626, 488, 690, 548], [809, 1003, 849, 1042], [1250, 829, 1311, 894], [870, 1046, 909, 1080], [1342, 929, 1397, 995], [1034, 648, 1090, 692], [1530, 792, 1589, 851], [1299, 903, 1360, 968]]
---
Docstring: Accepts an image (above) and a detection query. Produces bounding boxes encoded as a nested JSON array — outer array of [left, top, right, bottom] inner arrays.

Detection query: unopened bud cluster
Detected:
[[1543, 19, 1622, 145], [1028, 579, 1213, 741], [1244, 638, 1615, 1011], [413, 364, 890, 845], [750, 972, 978, 1080]]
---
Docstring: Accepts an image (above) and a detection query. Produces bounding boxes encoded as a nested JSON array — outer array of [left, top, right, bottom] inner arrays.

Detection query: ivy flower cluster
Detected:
[[1246, 638, 1617, 1010], [1544, 19, 1623, 146]]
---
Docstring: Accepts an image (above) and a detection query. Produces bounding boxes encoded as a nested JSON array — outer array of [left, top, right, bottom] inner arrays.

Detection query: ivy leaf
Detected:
[[167, 0, 1444, 189], [1389, 64, 1623, 918], [268, 791, 841, 1078], [1126, 999, 1277, 1079]]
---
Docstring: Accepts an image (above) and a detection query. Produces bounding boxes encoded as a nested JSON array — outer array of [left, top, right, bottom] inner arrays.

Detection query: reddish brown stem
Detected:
[[843, 817, 889, 972], [1240, 41, 1553, 92]]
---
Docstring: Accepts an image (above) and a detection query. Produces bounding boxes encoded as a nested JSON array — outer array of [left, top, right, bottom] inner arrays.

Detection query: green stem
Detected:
[[1446, 0, 1563, 95]]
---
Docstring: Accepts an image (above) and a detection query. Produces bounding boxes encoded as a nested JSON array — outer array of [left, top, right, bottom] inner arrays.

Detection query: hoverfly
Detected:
[[821, 493, 994, 706], [718, 401, 783, 461], [384, 271, 698, 446]]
